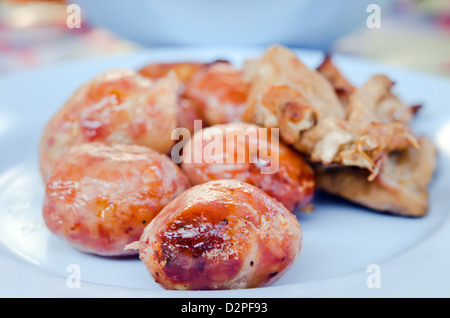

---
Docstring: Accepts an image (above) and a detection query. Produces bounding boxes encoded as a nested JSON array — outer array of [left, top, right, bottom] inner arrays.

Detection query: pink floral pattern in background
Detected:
[[0, 0, 449, 77], [0, 0, 139, 74]]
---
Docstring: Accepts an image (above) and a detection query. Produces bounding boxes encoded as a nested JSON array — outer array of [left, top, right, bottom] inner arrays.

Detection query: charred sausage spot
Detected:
[[250, 261, 254, 267], [196, 260, 206, 273], [155, 209, 245, 286], [159, 216, 227, 258]]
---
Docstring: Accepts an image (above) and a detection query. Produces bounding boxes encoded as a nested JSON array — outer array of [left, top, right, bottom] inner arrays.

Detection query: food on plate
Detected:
[[39, 68, 179, 181], [42, 142, 190, 256], [242, 45, 436, 216], [242, 45, 344, 142], [181, 122, 315, 212], [316, 136, 436, 217], [125, 179, 302, 290], [317, 55, 422, 119], [242, 45, 418, 174], [184, 60, 251, 126], [38, 44, 439, 291]]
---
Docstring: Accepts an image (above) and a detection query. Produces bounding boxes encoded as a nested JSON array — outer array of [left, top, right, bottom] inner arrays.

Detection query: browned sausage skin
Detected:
[[181, 122, 315, 212], [43, 142, 190, 257], [138, 61, 251, 131], [39, 69, 179, 181], [184, 61, 251, 126], [128, 179, 302, 290]]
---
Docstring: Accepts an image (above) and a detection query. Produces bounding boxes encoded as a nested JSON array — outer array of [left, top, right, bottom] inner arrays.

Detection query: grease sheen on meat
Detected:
[[130, 179, 303, 290], [181, 123, 315, 212], [43, 142, 190, 256], [184, 61, 251, 126], [138, 62, 205, 134], [39, 69, 179, 181]]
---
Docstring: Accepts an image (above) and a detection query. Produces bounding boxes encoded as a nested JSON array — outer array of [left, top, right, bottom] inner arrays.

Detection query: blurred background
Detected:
[[0, 0, 449, 76]]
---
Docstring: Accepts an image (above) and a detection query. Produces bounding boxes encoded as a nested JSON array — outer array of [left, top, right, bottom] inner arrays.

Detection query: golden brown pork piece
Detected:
[[317, 54, 355, 106], [242, 45, 436, 216], [242, 45, 345, 140], [39, 69, 180, 181], [318, 55, 419, 125], [316, 56, 419, 178], [315, 137, 437, 217], [242, 45, 419, 179]]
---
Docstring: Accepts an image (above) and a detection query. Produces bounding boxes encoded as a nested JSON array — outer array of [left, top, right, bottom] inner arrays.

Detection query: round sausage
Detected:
[[129, 179, 302, 290], [181, 122, 315, 212], [43, 142, 190, 257], [39, 69, 179, 181]]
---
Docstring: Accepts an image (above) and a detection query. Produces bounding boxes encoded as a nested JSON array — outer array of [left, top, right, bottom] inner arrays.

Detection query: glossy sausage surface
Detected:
[[43, 142, 190, 256], [39, 69, 179, 181], [134, 179, 302, 290], [181, 123, 315, 211]]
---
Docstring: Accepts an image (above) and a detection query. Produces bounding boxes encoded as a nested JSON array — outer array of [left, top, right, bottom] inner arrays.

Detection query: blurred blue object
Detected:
[[70, 0, 393, 50]]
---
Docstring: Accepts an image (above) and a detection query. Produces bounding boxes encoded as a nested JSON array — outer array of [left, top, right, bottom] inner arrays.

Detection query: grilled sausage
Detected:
[[181, 122, 315, 212], [43, 142, 190, 256], [39, 69, 179, 181], [128, 179, 302, 290]]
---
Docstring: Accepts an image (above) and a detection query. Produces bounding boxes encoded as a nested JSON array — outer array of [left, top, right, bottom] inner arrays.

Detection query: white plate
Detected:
[[0, 47, 449, 298]]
